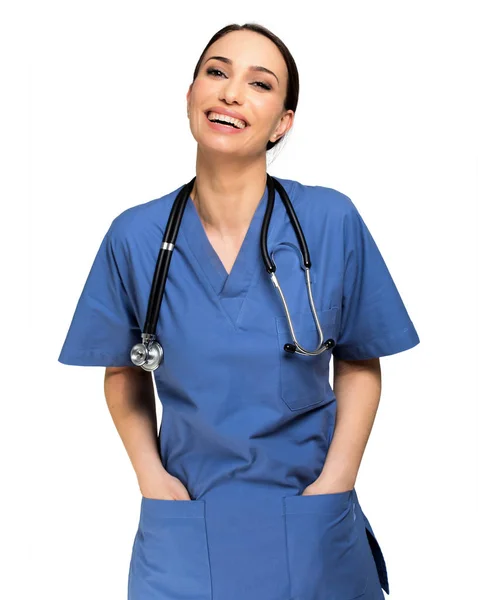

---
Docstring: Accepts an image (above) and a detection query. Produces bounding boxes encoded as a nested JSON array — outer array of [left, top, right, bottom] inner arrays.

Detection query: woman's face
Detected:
[[186, 30, 294, 157]]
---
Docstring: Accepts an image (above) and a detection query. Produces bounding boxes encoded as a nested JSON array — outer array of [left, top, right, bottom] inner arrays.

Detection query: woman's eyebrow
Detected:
[[205, 55, 279, 85]]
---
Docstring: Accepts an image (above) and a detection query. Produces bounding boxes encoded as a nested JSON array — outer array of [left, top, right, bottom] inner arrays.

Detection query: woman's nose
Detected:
[[220, 79, 245, 105]]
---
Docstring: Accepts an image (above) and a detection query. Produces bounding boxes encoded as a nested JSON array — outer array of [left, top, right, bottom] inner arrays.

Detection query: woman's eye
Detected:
[[206, 67, 225, 77], [253, 81, 272, 90], [206, 67, 271, 90]]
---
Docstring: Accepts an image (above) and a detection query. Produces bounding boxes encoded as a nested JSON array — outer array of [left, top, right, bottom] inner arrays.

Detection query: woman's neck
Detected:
[[191, 151, 268, 236]]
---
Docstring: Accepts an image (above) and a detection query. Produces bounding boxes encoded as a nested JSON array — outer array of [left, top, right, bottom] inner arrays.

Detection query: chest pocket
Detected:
[[276, 307, 338, 411]]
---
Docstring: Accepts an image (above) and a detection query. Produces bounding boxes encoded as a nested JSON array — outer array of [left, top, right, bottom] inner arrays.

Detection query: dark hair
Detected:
[[191, 23, 299, 151]]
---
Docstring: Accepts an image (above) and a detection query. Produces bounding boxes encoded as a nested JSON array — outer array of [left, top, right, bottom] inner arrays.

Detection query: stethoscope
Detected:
[[130, 173, 336, 372]]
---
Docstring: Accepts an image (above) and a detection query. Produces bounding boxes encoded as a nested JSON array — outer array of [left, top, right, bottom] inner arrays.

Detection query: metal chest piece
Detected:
[[130, 334, 164, 371]]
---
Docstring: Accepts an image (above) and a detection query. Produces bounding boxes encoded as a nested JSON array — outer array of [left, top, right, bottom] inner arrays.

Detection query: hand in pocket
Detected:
[[301, 479, 354, 496], [139, 470, 191, 500]]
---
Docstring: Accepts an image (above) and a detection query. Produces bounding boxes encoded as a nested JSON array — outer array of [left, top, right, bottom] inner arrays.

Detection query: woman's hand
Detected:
[[301, 476, 354, 496], [139, 470, 191, 501]]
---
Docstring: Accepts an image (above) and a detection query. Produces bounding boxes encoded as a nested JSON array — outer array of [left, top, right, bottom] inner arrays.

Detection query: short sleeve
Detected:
[[332, 201, 420, 361], [58, 221, 141, 367]]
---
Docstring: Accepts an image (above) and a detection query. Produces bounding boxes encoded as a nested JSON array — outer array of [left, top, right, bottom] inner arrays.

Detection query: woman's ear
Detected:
[[186, 85, 193, 119]]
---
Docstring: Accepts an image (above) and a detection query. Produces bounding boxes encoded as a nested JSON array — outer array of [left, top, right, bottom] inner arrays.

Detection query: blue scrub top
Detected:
[[58, 177, 420, 599]]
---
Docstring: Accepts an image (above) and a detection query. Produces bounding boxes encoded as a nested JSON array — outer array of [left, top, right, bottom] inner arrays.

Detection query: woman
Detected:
[[59, 22, 420, 600]]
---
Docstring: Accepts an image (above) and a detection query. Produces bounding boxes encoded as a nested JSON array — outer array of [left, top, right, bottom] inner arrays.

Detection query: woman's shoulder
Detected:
[[105, 183, 184, 244], [276, 175, 359, 220]]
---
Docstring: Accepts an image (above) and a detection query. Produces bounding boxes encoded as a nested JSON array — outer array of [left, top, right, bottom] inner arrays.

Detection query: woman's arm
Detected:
[[304, 357, 382, 495], [104, 366, 165, 484], [104, 367, 192, 499]]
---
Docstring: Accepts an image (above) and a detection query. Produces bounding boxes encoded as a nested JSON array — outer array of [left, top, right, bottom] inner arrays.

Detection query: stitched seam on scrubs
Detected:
[[335, 326, 418, 359], [181, 231, 234, 323], [61, 351, 127, 360], [96, 229, 143, 334], [281, 497, 293, 600], [202, 501, 215, 599], [107, 231, 131, 303], [343, 326, 413, 350]]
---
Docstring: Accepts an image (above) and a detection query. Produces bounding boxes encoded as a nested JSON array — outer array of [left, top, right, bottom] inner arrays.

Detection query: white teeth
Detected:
[[207, 111, 246, 129]]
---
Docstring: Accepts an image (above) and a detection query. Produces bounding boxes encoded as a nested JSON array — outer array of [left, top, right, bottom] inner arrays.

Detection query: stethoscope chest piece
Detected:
[[130, 339, 164, 371]]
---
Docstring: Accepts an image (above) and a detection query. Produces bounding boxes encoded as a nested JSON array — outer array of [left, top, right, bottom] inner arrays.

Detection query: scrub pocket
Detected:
[[276, 307, 338, 411], [128, 497, 212, 600], [282, 490, 368, 600]]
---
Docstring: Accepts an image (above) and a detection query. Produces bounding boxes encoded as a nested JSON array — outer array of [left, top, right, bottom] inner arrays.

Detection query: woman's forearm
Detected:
[[313, 357, 382, 491], [104, 367, 166, 484]]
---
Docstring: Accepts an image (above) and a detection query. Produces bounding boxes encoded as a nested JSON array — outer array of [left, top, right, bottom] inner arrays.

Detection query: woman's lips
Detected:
[[204, 112, 248, 134]]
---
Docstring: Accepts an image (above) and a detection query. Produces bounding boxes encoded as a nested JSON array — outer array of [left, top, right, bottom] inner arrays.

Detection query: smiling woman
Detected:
[[58, 21, 419, 600], [186, 23, 298, 157]]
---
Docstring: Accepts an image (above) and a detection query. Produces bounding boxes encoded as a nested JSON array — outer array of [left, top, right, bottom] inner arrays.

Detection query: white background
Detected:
[[2, 1, 477, 598]]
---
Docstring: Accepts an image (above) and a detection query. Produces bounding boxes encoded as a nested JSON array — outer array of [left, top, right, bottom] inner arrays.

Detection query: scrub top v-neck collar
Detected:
[[179, 183, 270, 320]]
